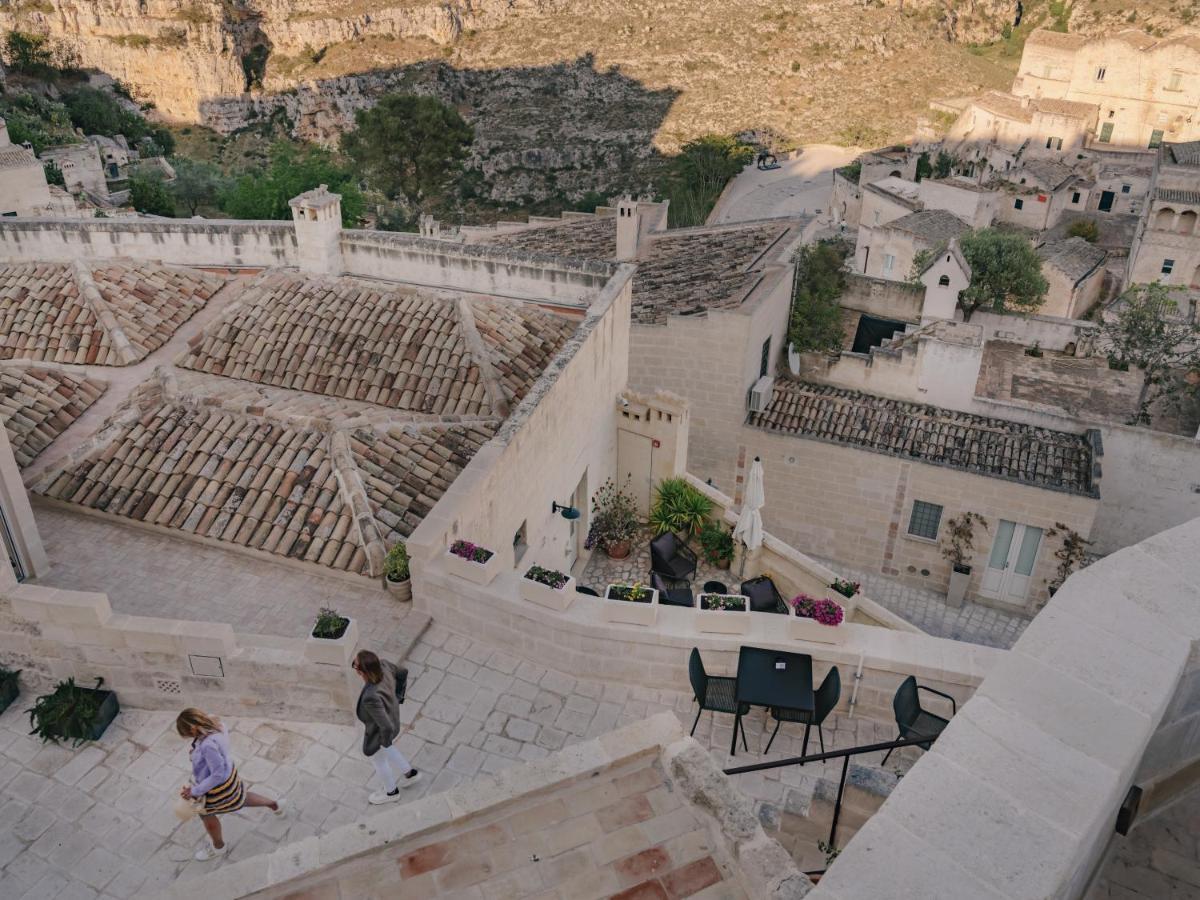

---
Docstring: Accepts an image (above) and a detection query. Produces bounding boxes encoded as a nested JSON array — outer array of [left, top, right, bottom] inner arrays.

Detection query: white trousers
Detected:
[[367, 745, 412, 793]]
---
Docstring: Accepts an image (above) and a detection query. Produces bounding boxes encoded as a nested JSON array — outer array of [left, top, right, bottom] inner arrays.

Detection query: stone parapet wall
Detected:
[[841, 273, 924, 323], [0, 581, 360, 724]]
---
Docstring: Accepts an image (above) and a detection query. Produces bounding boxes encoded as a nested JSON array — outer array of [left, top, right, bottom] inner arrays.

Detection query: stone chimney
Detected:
[[0, 117, 10, 148], [1019, 95, 1030, 109], [288, 184, 343, 275], [616, 196, 640, 261]]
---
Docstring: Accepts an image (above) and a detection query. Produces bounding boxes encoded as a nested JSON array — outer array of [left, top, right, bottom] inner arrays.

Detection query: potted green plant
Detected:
[[304, 607, 360, 666], [0, 666, 21, 715], [445, 539, 501, 585], [695, 592, 750, 635], [940, 512, 987, 608], [1045, 523, 1093, 597], [603, 581, 660, 626], [28, 677, 120, 746], [649, 477, 713, 539], [382, 543, 411, 601], [829, 578, 859, 599], [697, 520, 735, 569], [584, 478, 640, 559], [520, 565, 576, 611]]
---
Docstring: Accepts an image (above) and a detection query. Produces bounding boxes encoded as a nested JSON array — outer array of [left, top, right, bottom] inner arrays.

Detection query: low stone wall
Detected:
[[841, 273, 923, 323], [809, 517, 1200, 899], [0, 582, 360, 724]]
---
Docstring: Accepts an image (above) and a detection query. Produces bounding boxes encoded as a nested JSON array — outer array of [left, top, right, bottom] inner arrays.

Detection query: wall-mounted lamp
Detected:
[[552, 501, 581, 520]]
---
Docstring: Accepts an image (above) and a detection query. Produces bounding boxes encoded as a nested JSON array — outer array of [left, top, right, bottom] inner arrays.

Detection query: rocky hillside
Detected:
[[0, 0, 1191, 204]]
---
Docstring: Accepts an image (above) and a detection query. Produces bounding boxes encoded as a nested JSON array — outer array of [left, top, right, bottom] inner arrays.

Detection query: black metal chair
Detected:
[[688, 648, 749, 749], [651, 571, 694, 608], [740, 575, 789, 614], [575, 585, 600, 596], [881, 675, 957, 765], [650, 532, 697, 583], [766, 666, 840, 754]]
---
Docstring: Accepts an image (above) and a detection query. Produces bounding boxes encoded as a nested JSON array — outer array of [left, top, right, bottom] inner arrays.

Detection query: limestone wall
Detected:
[[810, 517, 1200, 900], [841, 273, 924, 323], [0, 582, 360, 724]]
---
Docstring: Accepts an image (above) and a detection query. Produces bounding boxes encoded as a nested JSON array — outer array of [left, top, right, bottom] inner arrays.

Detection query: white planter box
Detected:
[[603, 585, 660, 626], [519, 570, 576, 612], [946, 567, 971, 609], [788, 612, 846, 645], [695, 594, 751, 635], [304, 617, 360, 666], [445, 547, 503, 586]]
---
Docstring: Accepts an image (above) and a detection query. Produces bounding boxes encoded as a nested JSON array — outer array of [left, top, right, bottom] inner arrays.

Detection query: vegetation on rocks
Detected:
[[221, 142, 364, 225]]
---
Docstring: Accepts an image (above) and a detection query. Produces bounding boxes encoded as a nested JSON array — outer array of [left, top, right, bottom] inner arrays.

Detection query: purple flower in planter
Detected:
[[811, 598, 845, 626], [791, 593, 816, 618], [450, 540, 493, 564]]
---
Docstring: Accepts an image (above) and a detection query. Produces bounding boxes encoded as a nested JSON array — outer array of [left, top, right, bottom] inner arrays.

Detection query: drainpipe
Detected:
[[847, 650, 866, 719]]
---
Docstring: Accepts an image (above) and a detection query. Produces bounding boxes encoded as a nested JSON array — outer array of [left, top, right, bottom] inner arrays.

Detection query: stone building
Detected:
[[992, 158, 1091, 230], [856, 208, 970, 281], [946, 89, 1098, 162], [0, 117, 52, 217], [1037, 236, 1109, 319], [1127, 140, 1200, 290], [38, 142, 107, 197]]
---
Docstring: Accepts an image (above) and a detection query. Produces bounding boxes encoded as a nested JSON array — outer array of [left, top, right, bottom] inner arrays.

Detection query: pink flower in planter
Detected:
[[791, 594, 844, 626]]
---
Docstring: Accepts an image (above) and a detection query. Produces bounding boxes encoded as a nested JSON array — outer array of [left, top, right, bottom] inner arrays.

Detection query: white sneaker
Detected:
[[368, 788, 402, 805], [400, 770, 422, 789], [273, 799, 286, 817], [194, 843, 228, 862]]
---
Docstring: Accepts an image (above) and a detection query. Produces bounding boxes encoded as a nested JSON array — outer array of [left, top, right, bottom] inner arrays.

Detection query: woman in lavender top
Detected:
[[177, 708, 285, 861]]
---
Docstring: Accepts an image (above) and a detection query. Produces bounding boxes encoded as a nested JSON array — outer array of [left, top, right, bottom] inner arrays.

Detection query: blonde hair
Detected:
[[176, 708, 222, 738]]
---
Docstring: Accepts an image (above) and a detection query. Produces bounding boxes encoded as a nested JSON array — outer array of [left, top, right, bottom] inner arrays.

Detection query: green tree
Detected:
[[1066, 218, 1100, 243], [43, 162, 64, 187], [788, 241, 849, 352], [934, 151, 954, 179], [3, 32, 53, 76], [914, 152, 933, 182], [342, 94, 473, 207], [220, 142, 364, 226], [1101, 283, 1200, 425], [170, 158, 223, 216], [63, 88, 148, 142], [956, 229, 1048, 321], [662, 134, 755, 227], [128, 173, 175, 217]]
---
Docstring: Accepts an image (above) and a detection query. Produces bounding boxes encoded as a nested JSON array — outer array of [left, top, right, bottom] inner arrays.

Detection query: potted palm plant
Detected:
[[603, 581, 660, 626], [940, 512, 987, 609], [520, 565, 576, 611], [383, 543, 411, 601], [649, 478, 713, 540], [0, 666, 20, 715], [304, 607, 360, 666], [445, 539, 502, 585], [695, 592, 750, 635], [584, 478, 639, 559], [28, 676, 120, 746]]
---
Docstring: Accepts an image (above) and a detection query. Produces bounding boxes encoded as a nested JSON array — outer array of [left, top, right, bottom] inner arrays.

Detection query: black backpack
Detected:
[[395, 666, 409, 704]]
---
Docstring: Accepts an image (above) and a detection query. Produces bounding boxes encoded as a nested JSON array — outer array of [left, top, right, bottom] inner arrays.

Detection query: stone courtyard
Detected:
[[0, 621, 913, 899]]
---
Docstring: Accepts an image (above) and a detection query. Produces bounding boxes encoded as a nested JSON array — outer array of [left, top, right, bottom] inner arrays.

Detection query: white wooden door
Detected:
[[617, 430, 654, 518], [981, 520, 1043, 603]]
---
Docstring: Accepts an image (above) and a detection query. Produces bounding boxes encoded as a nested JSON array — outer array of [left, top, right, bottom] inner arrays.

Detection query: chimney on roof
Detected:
[[288, 184, 343, 275], [616, 196, 640, 262]]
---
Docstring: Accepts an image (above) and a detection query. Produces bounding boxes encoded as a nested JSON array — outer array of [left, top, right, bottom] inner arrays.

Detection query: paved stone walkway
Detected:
[[1088, 786, 1200, 898], [813, 556, 1031, 649], [709, 144, 859, 225], [32, 504, 425, 660], [0, 623, 912, 899]]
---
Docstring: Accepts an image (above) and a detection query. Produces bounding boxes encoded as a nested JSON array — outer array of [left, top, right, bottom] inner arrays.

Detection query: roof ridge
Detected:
[[70, 260, 140, 366], [454, 295, 511, 419]]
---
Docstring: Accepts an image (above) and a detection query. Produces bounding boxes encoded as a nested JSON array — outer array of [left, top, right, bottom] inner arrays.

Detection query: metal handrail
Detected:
[[723, 733, 936, 855]]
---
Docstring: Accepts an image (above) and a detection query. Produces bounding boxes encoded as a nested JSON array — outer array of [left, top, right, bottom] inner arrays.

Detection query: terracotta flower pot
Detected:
[[605, 541, 632, 560]]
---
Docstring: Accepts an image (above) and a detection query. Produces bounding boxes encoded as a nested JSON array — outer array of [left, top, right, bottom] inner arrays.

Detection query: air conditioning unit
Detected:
[[748, 375, 775, 413]]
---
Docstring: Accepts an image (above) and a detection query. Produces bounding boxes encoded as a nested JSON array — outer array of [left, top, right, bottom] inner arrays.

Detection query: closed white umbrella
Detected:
[[733, 456, 765, 576]]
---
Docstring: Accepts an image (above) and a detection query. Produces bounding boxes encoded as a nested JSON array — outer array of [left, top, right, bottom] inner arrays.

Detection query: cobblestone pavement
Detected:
[[1088, 786, 1200, 898], [579, 529, 739, 596], [32, 504, 426, 660], [0, 623, 913, 898], [813, 556, 1031, 649]]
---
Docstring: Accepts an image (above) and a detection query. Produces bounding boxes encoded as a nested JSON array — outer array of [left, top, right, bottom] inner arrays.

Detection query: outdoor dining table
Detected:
[[731, 645, 815, 757]]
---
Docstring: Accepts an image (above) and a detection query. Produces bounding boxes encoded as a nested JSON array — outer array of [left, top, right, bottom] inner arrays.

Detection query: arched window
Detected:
[[938, 275, 951, 287], [1178, 210, 1197, 235], [1154, 207, 1177, 230], [889, 170, 902, 178]]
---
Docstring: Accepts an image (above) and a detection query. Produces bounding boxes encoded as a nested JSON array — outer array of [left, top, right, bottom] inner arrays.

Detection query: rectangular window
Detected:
[[907, 501, 944, 541], [1162, 258, 1175, 276], [1071, 191, 1081, 204], [1014, 198, 1024, 210], [1045, 136, 1063, 150], [1121, 183, 1131, 194], [883, 253, 895, 274], [1095, 66, 1107, 81], [1168, 71, 1183, 91], [1099, 123, 1114, 143], [1149, 129, 1165, 149], [759, 337, 771, 378]]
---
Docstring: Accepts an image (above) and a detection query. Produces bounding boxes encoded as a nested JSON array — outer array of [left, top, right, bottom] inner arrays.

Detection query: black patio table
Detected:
[[731, 645, 815, 757]]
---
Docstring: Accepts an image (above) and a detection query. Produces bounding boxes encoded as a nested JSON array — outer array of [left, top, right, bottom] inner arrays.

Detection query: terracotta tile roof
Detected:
[[749, 381, 1097, 495], [179, 273, 576, 416], [37, 402, 372, 574], [632, 224, 789, 324], [350, 423, 495, 544], [1167, 142, 1200, 167], [1033, 98, 1097, 119], [0, 366, 106, 467], [1023, 29, 1088, 51], [0, 146, 39, 170], [488, 217, 618, 259], [0, 262, 223, 366]]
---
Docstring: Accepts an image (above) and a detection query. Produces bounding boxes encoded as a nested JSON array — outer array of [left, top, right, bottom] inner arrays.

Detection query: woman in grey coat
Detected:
[[353, 649, 421, 804]]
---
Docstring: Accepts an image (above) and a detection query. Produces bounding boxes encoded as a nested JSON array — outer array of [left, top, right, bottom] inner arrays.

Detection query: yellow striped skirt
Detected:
[[201, 768, 245, 816]]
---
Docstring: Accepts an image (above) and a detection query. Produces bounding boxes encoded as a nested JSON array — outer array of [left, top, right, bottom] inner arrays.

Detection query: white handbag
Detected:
[[173, 786, 203, 821]]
